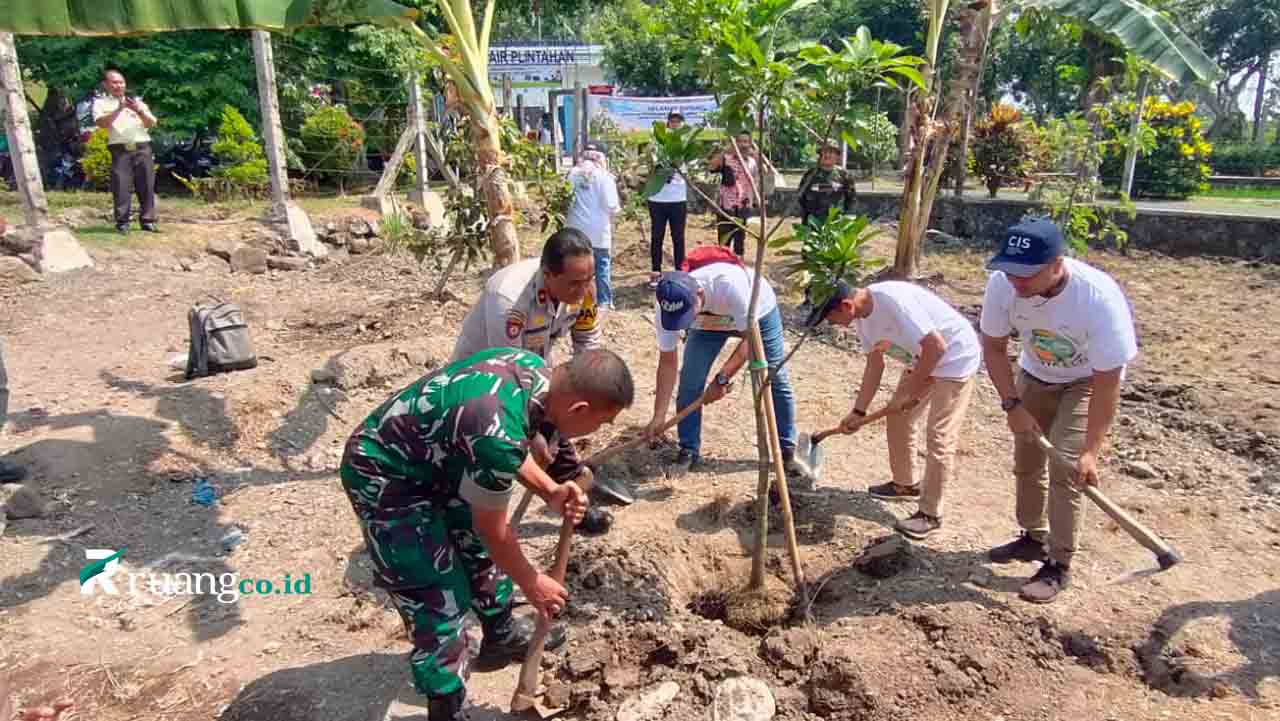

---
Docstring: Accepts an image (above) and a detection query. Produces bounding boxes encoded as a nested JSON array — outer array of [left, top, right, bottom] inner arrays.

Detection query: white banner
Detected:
[[586, 95, 720, 133]]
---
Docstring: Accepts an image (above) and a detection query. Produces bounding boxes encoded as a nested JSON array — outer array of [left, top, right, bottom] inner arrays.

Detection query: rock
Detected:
[[1125, 461, 1159, 480], [230, 246, 268, 274], [349, 237, 373, 255], [965, 567, 993, 588], [761, 628, 818, 670], [0, 256, 40, 285], [567, 640, 611, 678], [318, 340, 442, 391], [853, 535, 911, 579], [2, 484, 46, 519], [616, 681, 680, 721], [350, 219, 374, 237], [35, 230, 94, 274], [280, 203, 327, 258], [544, 680, 572, 709], [713, 677, 775, 721], [206, 236, 239, 260], [267, 255, 309, 272], [807, 651, 875, 718], [59, 206, 107, 228]]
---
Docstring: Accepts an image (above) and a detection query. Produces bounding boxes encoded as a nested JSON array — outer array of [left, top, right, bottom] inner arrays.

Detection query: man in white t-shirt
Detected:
[[91, 67, 159, 235], [980, 218, 1138, 604], [647, 112, 689, 288], [644, 258, 809, 482], [565, 145, 621, 310], [807, 279, 981, 540]]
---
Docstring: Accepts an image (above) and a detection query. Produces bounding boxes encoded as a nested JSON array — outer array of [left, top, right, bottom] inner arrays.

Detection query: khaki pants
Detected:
[[887, 372, 976, 518], [1013, 369, 1092, 566]]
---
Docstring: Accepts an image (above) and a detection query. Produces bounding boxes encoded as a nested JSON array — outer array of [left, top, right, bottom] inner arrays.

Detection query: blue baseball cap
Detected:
[[987, 218, 1066, 278], [804, 280, 853, 328], [656, 272, 700, 331]]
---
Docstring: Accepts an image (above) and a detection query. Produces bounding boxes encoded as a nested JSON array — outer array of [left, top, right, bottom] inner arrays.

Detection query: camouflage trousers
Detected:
[[345, 490, 513, 699]]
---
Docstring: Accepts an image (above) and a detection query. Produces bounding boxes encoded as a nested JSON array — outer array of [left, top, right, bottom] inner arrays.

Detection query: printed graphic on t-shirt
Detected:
[[1030, 329, 1084, 368], [693, 313, 736, 332], [874, 339, 916, 365]]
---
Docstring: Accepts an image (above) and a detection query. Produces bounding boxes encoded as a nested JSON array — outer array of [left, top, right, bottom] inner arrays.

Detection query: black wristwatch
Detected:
[[851, 408, 867, 418], [1001, 396, 1022, 412], [715, 372, 731, 387]]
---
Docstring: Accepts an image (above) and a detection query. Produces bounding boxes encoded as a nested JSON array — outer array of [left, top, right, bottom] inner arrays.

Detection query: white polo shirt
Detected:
[[91, 95, 153, 146]]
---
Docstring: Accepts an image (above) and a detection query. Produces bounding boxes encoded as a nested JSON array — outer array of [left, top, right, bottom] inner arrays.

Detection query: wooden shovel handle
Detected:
[[1030, 433, 1181, 569], [511, 518, 576, 712], [813, 399, 919, 443]]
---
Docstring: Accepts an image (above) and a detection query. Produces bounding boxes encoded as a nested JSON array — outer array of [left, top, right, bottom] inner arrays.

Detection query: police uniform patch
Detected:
[[505, 310, 525, 340], [573, 293, 599, 332], [537, 288, 548, 305]]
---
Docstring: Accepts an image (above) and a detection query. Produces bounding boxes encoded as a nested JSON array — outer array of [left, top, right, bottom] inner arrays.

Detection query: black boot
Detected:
[[427, 688, 466, 721], [0, 459, 27, 483], [479, 612, 567, 666]]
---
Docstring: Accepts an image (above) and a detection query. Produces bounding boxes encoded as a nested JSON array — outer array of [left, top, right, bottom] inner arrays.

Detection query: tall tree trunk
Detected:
[[952, 1, 997, 198], [1253, 56, 1269, 146], [1121, 74, 1150, 199], [468, 103, 520, 267]]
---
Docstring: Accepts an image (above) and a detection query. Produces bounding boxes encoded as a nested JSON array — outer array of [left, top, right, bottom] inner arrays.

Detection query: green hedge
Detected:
[[1210, 143, 1280, 177]]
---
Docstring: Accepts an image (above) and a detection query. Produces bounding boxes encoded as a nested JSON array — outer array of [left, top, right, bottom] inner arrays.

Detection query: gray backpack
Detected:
[[185, 301, 257, 379]]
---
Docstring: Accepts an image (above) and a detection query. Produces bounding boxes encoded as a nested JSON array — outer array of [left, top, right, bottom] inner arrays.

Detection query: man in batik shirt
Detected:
[[340, 347, 633, 721]]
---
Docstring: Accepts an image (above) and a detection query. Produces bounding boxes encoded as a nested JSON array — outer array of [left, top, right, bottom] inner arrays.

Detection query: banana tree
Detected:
[[896, 0, 1221, 276]]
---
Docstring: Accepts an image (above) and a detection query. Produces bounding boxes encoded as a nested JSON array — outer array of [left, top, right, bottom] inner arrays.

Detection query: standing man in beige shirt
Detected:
[[92, 67, 159, 235]]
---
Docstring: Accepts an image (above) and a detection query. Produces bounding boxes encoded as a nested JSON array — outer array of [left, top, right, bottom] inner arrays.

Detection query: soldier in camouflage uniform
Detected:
[[797, 142, 858, 311], [340, 347, 634, 721]]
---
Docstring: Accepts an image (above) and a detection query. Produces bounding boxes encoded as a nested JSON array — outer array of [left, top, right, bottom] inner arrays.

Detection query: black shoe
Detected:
[[988, 532, 1048, 564], [116, 224, 129, 235], [0, 460, 28, 483], [479, 613, 567, 665], [141, 223, 160, 233], [671, 448, 701, 477], [579, 507, 613, 535], [868, 481, 920, 501], [1019, 560, 1071, 604], [427, 688, 466, 721]]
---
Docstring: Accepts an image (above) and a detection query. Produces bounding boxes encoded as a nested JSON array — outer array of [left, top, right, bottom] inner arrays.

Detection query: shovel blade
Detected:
[[797, 432, 824, 480], [590, 466, 635, 506]]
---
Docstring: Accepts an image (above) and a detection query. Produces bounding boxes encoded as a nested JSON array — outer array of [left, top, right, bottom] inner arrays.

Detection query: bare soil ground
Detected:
[[1, 200, 1278, 721]]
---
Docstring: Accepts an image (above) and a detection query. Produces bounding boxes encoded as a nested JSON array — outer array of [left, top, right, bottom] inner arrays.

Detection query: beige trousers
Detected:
[[887, 371, 976, 518], [1013, 369, 1092, 566]]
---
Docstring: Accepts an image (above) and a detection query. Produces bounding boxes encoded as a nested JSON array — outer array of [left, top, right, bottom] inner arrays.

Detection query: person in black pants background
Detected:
[[647, 112, 688, 288]]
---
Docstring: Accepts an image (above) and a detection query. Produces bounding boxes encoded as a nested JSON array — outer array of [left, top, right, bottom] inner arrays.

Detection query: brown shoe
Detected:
[[988, 532, 1047, 564], [1019, 561, 1070, 604], [868, 481, 920, 501], [896, 511, 941, 540]]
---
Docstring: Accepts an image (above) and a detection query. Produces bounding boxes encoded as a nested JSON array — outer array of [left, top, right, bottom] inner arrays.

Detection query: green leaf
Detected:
[[0, 0, 418, 34]]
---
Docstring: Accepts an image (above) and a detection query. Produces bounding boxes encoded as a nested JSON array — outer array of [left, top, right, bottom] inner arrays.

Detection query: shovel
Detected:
[[798, 399, 920, 481]]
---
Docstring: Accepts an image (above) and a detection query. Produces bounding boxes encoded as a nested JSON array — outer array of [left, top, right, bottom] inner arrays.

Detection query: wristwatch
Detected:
[[715, 372, 731, 387], [1001, 396, 1022, 412], [851, 408, 867, 418]]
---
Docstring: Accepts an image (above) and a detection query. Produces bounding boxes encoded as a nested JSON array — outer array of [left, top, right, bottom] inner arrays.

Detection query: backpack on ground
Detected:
[[681, 245, 745, 272], [185, 301, 257, 379]]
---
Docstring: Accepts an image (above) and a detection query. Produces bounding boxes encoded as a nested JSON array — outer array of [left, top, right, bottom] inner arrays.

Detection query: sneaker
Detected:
[[868, 481, 920, 501], [141, 223, 160, 233], [1019, 561, 1071, 604], [988, 532, 1048, 564], [579, 507, 613, 535], [116, 224, 129, 235], [671, 449, 701, 477], [896, 511, 941, 540], [479, 614, 567, 665], [0, 460, 28, 483]]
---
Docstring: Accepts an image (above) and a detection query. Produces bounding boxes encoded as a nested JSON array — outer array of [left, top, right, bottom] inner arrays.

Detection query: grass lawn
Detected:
[[1195, 185, 1280, 201]]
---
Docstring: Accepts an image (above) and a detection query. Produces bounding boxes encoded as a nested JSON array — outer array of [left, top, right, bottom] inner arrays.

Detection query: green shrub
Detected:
[[1097, 99, 1211, 199], [210, 105, 268, 197], [845, 112, 898, 176], [1210, 143, 1280, 177], [971, 104, 1038, 197], [299, 104, 366, 192], [80, 128, 112, 190]]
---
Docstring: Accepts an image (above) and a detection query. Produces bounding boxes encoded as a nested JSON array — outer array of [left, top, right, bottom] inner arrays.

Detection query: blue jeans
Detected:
[[676, 306, 796, 456], [593, 248, 613, 308]]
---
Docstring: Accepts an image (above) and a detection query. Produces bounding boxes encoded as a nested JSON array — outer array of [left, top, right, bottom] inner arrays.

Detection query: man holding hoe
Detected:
[[980, 218, 1138, 604], [806, 278, 981, 539], [340, 347, 635, 721], [452, 227, 617, 531]]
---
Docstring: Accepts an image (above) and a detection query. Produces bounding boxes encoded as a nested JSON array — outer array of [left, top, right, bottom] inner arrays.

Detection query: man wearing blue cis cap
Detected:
[[980, 217, 1138, 604], [643, 257, 810, 483]]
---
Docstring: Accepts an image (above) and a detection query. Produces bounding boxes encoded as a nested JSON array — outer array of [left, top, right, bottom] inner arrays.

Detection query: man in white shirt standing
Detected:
[[565, 144, 621, 310], [92, 67, 159, 235], [980, 218, 1138, 604], [806, 279, 981, 540], [647, 112, 688, 288], [645, 257, 810, 483]]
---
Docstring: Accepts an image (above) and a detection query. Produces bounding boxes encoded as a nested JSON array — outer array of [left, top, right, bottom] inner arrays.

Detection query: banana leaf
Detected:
[[1025, 0, 1219, 84], [0, 0, 417, 36]]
